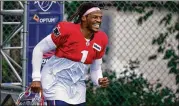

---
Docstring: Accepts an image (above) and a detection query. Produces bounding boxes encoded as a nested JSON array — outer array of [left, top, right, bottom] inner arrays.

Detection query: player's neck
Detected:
[[80, 27, 93, 40]]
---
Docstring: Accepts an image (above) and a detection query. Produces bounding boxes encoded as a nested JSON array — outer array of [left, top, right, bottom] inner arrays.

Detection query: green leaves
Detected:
[[174, 23, 179, 31], [169, 67, 178, 74], [159, 13, 172, 26], [157, 46, 165, 53], [176, 75, 179, 84], [167, 58, 177, 68], [152, 33, 168, 45], [88, 55, 178, 105], [148, 54, 157, 60], [87, 66, 177, 106], [163, 49, 175, 59], [175, 32, 179, 40], [137, 10, 154, 25]]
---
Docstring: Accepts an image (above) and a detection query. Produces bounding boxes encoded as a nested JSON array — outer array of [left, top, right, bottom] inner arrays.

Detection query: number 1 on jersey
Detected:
[[81, 50, 88, 63]]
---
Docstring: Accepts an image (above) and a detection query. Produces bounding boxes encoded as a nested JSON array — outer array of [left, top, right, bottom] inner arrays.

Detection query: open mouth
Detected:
[[92, 23, 100, 29]]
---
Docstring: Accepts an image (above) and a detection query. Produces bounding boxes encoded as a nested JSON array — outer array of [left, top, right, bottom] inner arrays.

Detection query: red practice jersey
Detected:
[[51, 21, 108, 64]]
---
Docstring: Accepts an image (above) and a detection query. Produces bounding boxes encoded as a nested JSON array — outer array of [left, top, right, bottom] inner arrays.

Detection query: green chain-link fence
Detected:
[[64, 1, 179, 106], [1, 1, 179, 106]]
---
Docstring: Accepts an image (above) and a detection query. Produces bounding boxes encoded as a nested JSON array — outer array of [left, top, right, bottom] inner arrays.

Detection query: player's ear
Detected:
[[81, 16, 87, 22]]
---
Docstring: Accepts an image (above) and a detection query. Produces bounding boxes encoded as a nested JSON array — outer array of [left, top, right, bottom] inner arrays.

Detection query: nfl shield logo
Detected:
[[34, 1, 56, 12]]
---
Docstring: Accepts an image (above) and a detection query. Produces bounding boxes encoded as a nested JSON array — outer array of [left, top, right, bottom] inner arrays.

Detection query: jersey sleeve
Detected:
[[96, 32, 108, 59], [51, 22, 69, 47]]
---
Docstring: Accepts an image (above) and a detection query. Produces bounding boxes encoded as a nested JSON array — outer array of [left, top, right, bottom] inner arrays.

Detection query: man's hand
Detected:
[[30, 81, 41, 93], [98, 77, 109, 88]]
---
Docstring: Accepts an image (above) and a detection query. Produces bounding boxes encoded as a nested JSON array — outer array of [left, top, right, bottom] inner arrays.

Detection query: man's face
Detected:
[[85, 10, 102, 32]]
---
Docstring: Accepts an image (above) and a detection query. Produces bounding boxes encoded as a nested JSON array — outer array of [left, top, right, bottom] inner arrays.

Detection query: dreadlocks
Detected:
[[68, 2, 98, 24]]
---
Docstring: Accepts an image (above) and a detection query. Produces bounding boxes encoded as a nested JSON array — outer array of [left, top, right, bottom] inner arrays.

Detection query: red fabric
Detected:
[[51, 21, 108, 64]]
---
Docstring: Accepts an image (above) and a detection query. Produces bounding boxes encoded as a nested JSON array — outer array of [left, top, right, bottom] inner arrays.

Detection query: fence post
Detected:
[[22, 1, 28, 91], [0, 1, 3, 86]]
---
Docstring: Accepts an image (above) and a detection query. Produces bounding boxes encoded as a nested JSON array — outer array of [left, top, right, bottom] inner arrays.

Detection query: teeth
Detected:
[[93, 24, 99, 28]]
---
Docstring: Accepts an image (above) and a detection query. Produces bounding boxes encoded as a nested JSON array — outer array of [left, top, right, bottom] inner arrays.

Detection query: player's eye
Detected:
[[93, 16, 102, 20]]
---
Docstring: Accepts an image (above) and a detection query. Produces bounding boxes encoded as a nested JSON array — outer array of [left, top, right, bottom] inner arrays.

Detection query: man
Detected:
[[30, 2, 109, 106]]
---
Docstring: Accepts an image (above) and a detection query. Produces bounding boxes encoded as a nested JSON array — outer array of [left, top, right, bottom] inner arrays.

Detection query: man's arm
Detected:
[[31, 34, 56, 92], [90, 58, 109, 87], [32, 34, 56, 81]]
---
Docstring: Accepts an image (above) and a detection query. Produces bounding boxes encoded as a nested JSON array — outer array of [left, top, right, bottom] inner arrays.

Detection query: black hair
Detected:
[[68, 2, 98, 24]]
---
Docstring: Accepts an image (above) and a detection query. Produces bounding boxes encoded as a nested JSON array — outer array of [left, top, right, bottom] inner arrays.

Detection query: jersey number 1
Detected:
[[81, 50, 88, 63]]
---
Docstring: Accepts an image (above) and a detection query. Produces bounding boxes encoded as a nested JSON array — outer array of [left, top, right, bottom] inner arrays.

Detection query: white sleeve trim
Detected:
[[90, 58, 103, 86], [32, 34, 56, 81]]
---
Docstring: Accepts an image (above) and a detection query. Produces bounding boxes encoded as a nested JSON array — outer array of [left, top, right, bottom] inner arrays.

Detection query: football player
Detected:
[[30, 2, 109, 106]]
